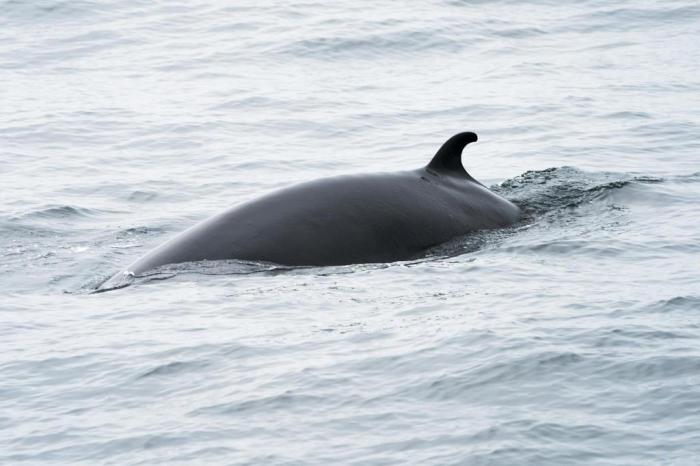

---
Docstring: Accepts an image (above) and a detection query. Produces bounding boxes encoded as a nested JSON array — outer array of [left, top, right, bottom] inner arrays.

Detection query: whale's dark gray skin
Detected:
[[104, 132, 519, 285]]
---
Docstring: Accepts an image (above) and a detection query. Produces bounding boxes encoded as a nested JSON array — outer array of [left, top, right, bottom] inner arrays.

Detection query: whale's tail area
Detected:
[[427, 132, 478, 179]]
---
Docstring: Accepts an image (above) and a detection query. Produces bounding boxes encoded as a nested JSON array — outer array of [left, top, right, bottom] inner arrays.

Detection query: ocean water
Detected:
[[2, 0, 700, 463]]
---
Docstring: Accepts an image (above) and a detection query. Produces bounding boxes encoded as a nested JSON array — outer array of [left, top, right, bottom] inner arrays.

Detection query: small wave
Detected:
[[494, 167, 662, 217], [489, 26, 547, 39], [646, 296, 700, 313], [411, 351, 585, 402], [141, 259, 293, 278], [571, 4, 700, 33], [210, 96, 284, 111], [603, 111, 653, 120], [426, 227, 514, 259], [584, 180, 634, 203], [672, 173, 700, 183], [2, 0, 106, 23], [603, 355, 700, 383], [502, 239, 627, 257], [579, 326, 693, 349], [0, 220, 58, 237], [126, 190, 159, 203], [116, 226, 164, 238], [277, 28, 463, 59], [137, 360, 209, 379], [191, 391, 325, 416], [633, 176, 664, 184], [12, 205, 104, 221], [525, 422, 609, 443], [94, 259, 293, 292]]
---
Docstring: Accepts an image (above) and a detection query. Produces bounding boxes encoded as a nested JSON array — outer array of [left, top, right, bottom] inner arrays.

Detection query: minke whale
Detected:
[[103, 132, 519, 286]]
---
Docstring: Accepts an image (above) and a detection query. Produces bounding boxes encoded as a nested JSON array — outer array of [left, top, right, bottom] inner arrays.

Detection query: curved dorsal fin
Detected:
[[426, 132, 478, 177]]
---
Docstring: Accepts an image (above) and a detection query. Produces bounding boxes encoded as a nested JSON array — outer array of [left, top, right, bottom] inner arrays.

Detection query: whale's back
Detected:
[[124, 169, 518, 273]]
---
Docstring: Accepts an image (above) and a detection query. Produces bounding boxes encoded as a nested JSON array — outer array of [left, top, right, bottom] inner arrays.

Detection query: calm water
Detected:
[[2, 0, 700, 464]]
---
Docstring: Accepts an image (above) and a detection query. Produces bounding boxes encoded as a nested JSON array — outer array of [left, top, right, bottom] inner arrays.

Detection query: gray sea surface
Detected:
[[2, 0, 700, 464]]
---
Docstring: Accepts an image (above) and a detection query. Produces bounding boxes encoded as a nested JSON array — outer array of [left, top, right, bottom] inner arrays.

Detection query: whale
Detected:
[[103, 132, 519, 287]]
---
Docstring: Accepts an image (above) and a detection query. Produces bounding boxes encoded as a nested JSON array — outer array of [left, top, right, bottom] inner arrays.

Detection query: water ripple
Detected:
[[2, 0, 700, 463]]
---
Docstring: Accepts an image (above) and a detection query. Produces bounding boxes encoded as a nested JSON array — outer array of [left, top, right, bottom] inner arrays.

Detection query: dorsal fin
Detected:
[[426, 132, 478, 177]]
